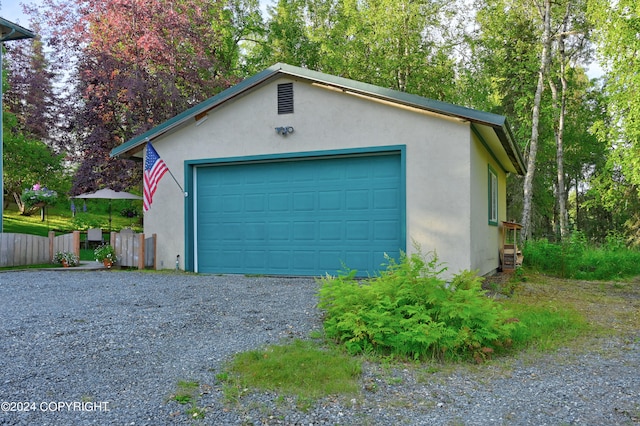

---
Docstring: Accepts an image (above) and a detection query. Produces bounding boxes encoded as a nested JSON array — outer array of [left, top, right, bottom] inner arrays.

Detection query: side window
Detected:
[[488, 165, 498, 226]]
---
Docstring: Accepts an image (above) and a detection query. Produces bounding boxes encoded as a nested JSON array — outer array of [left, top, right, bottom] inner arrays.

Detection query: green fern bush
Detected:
[[318, 252, 519, 362]]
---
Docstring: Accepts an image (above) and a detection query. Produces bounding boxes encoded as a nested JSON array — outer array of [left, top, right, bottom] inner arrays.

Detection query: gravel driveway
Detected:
[[0, 270, 638, 425]]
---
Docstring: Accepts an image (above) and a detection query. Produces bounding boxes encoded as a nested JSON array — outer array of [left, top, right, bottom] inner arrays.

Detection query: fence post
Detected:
[[48, 231, 55, 262], [73, 231, 80, 257], [152, 233, 157, 270]]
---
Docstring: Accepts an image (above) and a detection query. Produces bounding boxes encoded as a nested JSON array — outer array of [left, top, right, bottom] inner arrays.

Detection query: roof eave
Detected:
[[0, 18, 36, 41], [272, 65, 527, 175], [110, 65, 284, 158], [496, 118, 527, 175], [111, 63, 526, 176]]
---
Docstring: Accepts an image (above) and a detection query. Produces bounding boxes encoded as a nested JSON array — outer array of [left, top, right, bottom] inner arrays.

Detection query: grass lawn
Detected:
[[3, 200, 142, 237]]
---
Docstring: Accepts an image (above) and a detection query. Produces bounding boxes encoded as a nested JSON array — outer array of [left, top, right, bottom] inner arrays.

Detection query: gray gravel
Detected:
[[0, 270, 638, 425]]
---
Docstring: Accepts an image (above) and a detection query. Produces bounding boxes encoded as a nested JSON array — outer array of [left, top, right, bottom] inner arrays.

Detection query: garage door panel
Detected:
[[196, 153, 402, 276], [374, 221, 400, 240], [245, 194, 266, 212], [346, 190, 369, 210], [268, 167, 290, 184], [293, 251, 316, 270], [319, 221, 342, 240], [293, 192, 315, 211], [346, 161, 370, 179], [293, 222, 315, 240], [346, 221, 369, 240], [374, 189, 399, 209], [268, 251, 291, 270], [219, 249, 243, 267], [246, 251, 267, 268], [319, 191, 342, 210], [345, 251, 371, 271], [245, 222, 266, 241], [269, 193, 289, 211], [316, 162, 341, 180], [318, 250, 343, 270]]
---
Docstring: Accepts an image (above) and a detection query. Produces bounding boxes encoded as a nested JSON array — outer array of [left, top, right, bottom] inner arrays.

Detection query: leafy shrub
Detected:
[[120, 207, 139, 218], [71, 213, 104, 230], [317, 251, 519, 362], [524, 232, 640, 280]]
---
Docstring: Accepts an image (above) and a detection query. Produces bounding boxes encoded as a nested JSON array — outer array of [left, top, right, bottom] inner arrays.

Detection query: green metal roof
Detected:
[[111, 63, 526, 175], [0, 17, 36, 41]]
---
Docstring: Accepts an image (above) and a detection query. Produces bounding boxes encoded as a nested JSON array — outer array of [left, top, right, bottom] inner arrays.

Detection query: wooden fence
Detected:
[[0, 231, 156, 269], [0, 231, 80, 268], [110, 231, 157, 269]]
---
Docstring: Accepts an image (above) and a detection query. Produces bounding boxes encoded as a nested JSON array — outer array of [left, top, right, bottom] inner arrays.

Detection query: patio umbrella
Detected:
[[72, 188, 142, 231]]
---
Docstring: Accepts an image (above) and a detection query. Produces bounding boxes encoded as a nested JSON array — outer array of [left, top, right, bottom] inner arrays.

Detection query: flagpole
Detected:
[[166, 167, 185, 194], [145, 138, 185, 196]]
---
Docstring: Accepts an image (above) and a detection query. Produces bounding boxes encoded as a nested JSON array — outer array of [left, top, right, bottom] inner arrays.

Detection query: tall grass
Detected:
[[503, 302, 588, 352], [523, 231, 640, 280]]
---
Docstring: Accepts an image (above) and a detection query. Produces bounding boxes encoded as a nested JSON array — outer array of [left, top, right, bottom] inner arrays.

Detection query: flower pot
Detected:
[[62, 260, 69, 268], [103, 259, 113, 268]]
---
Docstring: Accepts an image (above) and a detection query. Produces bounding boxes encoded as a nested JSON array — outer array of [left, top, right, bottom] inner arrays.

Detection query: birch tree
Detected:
[[521, 0, 553, 241], [547, 0, 591, 239]]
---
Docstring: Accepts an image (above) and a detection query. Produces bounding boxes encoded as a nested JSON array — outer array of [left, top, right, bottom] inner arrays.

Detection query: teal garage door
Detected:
[[195, 153, 403, 276]]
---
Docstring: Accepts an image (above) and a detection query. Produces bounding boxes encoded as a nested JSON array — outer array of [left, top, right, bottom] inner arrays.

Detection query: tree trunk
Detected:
[[521, 0, 552, 241], [555, 6, 571, 240], [12, 191, 26, 214], [575, 175, 580, 231], [549, 60, 569, 240], [556, 53, 569, 239]]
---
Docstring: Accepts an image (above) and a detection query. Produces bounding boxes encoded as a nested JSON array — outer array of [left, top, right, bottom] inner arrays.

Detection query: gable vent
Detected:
[[277, 83, 294, 114]]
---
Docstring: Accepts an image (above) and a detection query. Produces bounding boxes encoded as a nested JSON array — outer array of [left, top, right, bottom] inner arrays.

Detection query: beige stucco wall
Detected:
[[147, 76, 493, 275], [469, 134, 508, 276]]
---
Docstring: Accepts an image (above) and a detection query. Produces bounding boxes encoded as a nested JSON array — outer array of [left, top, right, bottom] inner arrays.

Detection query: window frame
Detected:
[[488, 164, 498, 226]]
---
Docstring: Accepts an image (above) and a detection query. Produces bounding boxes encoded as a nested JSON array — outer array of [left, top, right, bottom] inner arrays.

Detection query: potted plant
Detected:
[[21, 184, 58, 215], [53, 251, 79, 267], [94, 244, 117, 268]]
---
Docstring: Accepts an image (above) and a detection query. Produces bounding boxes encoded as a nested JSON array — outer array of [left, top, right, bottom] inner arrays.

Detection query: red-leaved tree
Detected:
[[28, 0, 262, 194]]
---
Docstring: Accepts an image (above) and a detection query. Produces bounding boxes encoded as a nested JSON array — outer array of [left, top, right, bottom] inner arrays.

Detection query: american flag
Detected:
[[143, 142, 168, 211]]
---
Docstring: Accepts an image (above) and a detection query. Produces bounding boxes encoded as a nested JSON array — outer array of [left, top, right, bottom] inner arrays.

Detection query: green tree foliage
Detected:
[[248, 0, 319, 69], [4, 30, 59, 151], [251, 0, 458, 99], [2, 109, 67, 214], [318, 252, 519, 362], [470, 0, 606, 242], [589, 0, 640, 245]]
